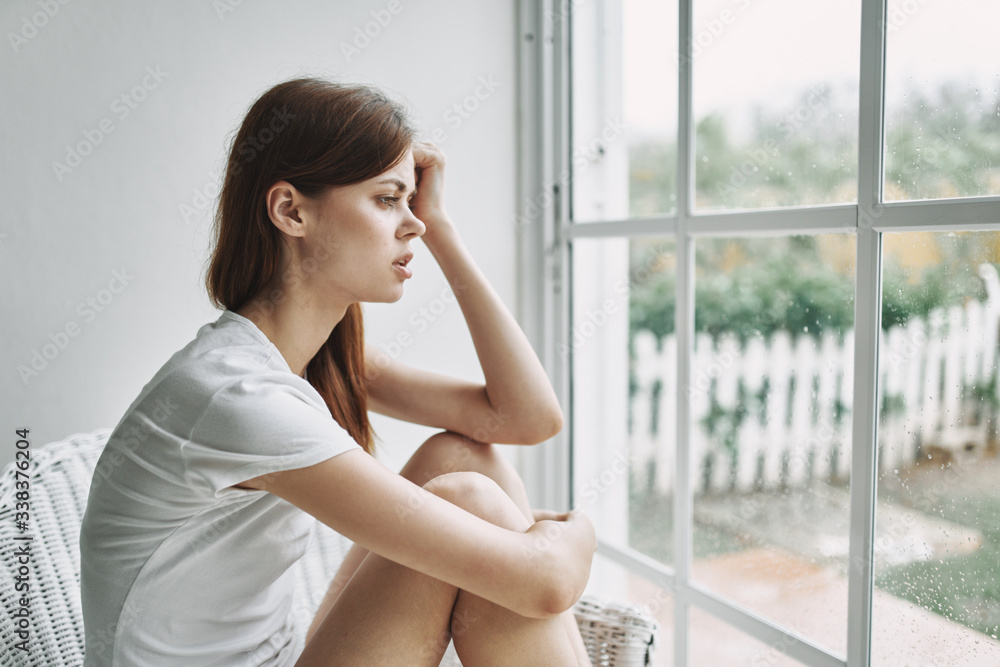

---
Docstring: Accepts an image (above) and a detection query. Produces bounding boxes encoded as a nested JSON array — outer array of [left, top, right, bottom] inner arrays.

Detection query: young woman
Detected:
[[79, 77, 595, 666]]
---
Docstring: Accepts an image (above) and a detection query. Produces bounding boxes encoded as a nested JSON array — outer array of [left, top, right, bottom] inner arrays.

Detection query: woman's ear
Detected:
[[265, 181, 307, 237]]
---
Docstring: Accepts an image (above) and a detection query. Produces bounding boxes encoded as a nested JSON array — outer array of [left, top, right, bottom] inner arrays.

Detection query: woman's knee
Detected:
[[422, 471, 501, 509], [402, 430, 507, 483], [422, 471, 530, 532]]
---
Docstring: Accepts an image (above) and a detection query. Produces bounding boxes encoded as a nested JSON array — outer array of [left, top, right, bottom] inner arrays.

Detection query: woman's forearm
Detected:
[[263, 452, 592, 619], [422, 222, 563, 444]]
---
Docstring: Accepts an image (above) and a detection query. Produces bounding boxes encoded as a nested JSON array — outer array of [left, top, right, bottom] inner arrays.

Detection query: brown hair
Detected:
[[205, 77, 414, 454]]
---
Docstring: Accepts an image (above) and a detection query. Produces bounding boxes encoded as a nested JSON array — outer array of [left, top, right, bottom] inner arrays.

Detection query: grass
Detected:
[[627, 456, 1000, 641], [876, 460, 1000, 639]]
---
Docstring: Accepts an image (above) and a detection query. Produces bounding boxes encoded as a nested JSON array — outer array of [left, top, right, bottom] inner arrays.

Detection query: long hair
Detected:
[[205, 77, 414, 454]]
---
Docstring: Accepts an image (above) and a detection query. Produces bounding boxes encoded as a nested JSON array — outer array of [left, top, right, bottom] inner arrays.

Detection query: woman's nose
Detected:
[[401, 208, 426, 238]]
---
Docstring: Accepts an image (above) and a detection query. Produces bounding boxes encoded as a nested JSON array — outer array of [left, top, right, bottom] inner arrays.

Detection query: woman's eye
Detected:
[[378, 196, 399, 208]]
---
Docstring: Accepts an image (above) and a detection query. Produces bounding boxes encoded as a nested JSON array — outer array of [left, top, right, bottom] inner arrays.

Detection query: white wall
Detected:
[[0, 0, 519, 475]]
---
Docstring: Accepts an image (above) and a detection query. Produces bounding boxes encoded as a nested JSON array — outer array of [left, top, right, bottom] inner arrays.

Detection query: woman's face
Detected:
[[304, 149, 425, 305]]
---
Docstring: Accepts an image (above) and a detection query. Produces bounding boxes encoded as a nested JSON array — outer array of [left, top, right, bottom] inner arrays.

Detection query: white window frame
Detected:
[[515, 1, 1000, 665]]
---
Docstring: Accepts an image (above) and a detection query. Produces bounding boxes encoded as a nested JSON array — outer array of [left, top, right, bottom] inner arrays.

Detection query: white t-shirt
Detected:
[[79, 309, 361, 666]]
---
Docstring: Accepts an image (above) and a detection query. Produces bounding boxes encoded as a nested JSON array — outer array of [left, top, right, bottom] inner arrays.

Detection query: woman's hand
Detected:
[[531, 508, 573, 523], [366, 139, 563, 446], [525, 509, 597, 612], [527, 510, 597, 555], [409, 140, 453, 243]]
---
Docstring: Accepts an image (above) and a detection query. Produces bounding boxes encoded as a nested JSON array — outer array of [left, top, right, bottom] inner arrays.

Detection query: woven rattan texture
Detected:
[[0, 431, 656, 666]]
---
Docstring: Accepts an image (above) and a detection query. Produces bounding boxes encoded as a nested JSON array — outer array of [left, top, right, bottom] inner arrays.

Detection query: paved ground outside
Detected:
[[592, 453, 1000, 665], [622, 546, 1000, 666]]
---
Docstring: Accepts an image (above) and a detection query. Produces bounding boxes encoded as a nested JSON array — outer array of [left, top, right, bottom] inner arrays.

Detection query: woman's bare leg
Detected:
[[398, 431, 590, 665], [295, 471, 582, 666], [307, 431, 590, 665]]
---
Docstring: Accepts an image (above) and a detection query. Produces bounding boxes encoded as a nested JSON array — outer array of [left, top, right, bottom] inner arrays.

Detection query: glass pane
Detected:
[[692, 0, 859, 210], [571, 237, 676, 566], [585, 554, 673, 667], [883, 0, 1000, 201], [571, 0, 678, 222], [691, 234, 855, 655], [690, 607, 808, 667], [872, 230, 1000, 665]]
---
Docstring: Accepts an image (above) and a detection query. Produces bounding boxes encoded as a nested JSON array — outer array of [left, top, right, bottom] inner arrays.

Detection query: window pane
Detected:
[[689, 607, 808, 667], [872, 230, 1000, 665], [571, 237, 675, 565], [692, 0, 859, 210], [571, 0, 678, 222], [883, 1, 1000, 201], [690, 234, 855, 655]]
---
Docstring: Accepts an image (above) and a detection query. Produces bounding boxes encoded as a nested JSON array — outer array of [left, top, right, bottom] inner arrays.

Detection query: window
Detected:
[[518, 0, 1000, 665]]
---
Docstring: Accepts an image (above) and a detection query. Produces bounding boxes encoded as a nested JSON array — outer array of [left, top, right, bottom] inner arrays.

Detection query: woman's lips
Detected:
[[393, 253, 413, 278]]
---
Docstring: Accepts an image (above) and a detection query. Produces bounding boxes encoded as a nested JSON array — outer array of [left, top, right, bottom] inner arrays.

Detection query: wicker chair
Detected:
[[0, 430, 657, 666]]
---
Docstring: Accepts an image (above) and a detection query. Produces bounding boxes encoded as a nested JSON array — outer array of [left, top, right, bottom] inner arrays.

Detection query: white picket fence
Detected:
[[630, 264, 1000, 495]]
